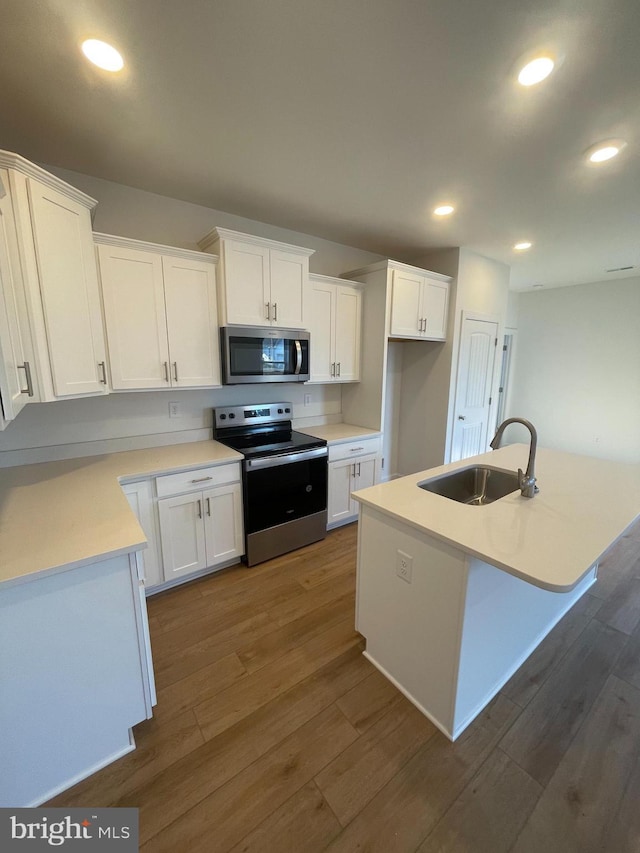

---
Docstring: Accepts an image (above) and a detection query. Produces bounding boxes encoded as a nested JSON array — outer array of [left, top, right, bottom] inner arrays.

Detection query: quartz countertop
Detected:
[[352, 444, 640, 592], [0, 441, 243, 588], [298, 423, 381, 443]]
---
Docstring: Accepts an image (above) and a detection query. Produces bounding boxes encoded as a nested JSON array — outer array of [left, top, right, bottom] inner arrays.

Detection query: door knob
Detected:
[[458, 415, 466, 421]]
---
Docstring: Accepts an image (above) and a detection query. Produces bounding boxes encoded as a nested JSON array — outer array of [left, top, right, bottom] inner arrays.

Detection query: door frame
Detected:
[[446, 310, 503, 463]]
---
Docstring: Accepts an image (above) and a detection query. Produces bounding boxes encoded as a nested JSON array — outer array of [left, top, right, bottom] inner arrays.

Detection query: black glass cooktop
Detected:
[[215, 426, 326, 460]]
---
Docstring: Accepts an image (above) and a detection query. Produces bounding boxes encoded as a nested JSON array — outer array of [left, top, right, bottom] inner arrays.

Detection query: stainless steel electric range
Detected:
[[213, 402, 328, 566]]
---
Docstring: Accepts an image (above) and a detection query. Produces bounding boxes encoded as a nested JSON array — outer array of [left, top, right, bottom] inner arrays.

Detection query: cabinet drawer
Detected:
[[329, 437, 381, 462], [156, 463, 241, 497]]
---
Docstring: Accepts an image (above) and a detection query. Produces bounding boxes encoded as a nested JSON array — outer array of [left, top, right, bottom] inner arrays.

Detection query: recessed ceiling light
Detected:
[[81, 39, 124, 72], [517, 56, 555, 86], [434, 205, 455, 216], [513, 241, 532, 251], [586, 139, 627, 163]]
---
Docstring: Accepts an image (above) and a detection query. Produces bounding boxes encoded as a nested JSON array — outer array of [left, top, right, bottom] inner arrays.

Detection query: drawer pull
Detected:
[[191, 476, 213, 483], [350, 447, 364, 453]]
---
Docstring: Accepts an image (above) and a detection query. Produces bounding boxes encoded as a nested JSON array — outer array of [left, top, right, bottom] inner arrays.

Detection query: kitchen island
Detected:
[[352, 444, 640, 740]]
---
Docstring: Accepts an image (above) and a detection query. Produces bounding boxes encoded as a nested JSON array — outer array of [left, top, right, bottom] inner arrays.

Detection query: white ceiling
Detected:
[[1, 0, 639, 290]]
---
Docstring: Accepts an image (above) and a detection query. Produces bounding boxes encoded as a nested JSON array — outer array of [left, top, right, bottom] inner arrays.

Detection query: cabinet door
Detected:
[[203, 482, 244, 566], [222, 240, 270, 326], [390, 270, 422, 338], [334, 284, 361, 381], [269, 250, 307, 329], [0, 176, 30, 421], [27, 179, 107, 396], [308, 280, 335, 382], [328, 458, 356, 525], [122, 480, 163, 589], [350, 454, 377, 515], [422, 279, 449, 340], [163, 256, 221, 387], [158, 492, 207, 580], [98, 244, 170, 390]]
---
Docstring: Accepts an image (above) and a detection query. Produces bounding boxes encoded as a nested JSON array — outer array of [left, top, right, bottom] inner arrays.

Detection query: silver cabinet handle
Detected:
[[357, 462, 361, 476], [173, 362, 178, 382], [418, 318, 423, 332], [98, 361, 107, 384], [197, 499, 202, 519], [337, 362, 341, 376], [265, 302, 271, 321], [331, 362, 335, 377], [163, 361, 169, 382], [423, 317, 428, 333], [352, 463, 356, 477], [273, 302, 278, 321], [206, 497, 211, 516], [191, 476, 213, 483], [18, 362, 34, 397], [349, 447, 364, 453]]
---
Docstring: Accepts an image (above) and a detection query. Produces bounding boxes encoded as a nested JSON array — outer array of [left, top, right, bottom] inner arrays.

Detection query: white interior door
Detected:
[[451, 317, 499, 462]]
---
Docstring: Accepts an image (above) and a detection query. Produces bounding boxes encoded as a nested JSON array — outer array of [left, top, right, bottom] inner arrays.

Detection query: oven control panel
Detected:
[[214, 402, 292, 429]]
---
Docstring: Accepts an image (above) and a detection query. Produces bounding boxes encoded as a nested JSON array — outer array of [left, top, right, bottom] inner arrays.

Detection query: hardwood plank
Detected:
[[500, 619, 628, 786], [194, 616, 361, 741], [502, 592, 602, 708], [415, 748, 541, 853], [139, 704, 358, 853], [607, 741, 640, 852], [614, 615, 640, 690], [117, 644, 371, 844], [153, 611, 276, 691], [315, 697, 437, 826], [288, 552, 355, 591], [153, 651, 247, 724], [236, 592, 355, 674], [323, 693, 519, 853], [47, 710, 204, 808], [595, 560, 640, 635], [227, 780, 341, 853], [335, 668, 407, 733], [590, 532, 640, 601], [267, 570, 355, 628], [511, 675, 640, 853], [146, 574, 203, 617]]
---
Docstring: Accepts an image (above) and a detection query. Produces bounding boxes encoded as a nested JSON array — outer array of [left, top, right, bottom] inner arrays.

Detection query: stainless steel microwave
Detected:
[[220, 326, 310, 384]]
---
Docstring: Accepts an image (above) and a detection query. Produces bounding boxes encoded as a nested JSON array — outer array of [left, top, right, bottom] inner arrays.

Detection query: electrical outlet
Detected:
[[304, 393, 311, 407], [396, 550, 413, 584], [169, 401, 182, 418]]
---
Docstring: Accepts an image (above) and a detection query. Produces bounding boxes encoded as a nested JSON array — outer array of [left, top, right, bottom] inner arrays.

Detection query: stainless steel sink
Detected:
[[418, 465, 520, 505]]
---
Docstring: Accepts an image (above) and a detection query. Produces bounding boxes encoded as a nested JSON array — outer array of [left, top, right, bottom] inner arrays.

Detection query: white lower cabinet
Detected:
[[327, 436, 381, 528], [157, 467, 243, 582], [121, 480, 163, 590]]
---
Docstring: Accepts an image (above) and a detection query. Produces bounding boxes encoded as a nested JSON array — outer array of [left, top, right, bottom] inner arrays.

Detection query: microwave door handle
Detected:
[[294, 340, 302, 375]]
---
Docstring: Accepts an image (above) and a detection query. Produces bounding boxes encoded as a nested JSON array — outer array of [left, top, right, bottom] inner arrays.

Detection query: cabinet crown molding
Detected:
[[93, 232, 218, 264], [308, 272, 364, 288], [343, 259, 451, 283], [0, 150, 98, 210], [198, 226, 315, 257]]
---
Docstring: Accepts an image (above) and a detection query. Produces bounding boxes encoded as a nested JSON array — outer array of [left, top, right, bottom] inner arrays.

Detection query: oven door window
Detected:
[[245, 456, 327, 533]]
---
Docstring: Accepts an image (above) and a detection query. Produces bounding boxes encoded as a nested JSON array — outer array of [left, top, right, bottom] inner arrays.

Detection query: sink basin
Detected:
[[418, 465, 520, 505]]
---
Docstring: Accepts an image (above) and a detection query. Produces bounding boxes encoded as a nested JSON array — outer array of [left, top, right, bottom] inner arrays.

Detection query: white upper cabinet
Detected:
[[308, 274, 362, 383], [96, 235, 220, 391], [199, 227, 314, 329], [0, 151, 108, 401], [389, 264, 450, 341], [0, 170, 33, 424]]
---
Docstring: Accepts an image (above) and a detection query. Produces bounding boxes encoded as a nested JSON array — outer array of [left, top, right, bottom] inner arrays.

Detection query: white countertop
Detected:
[[352, 444, 640, 591], [0, 441, 243, 588], [299, 423, 381, 443]]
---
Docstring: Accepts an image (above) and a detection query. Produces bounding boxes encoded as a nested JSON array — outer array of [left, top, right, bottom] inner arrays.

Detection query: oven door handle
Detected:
[[245, 446, 328, 470], [294, 340, 303, 375]]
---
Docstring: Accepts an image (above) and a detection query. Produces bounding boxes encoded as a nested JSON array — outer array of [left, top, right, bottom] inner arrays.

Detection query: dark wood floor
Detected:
[[49, 519, 640, 852]]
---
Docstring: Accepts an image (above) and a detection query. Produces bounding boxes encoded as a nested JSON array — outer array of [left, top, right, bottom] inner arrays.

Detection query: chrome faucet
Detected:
[[490, 417, 539, 498]]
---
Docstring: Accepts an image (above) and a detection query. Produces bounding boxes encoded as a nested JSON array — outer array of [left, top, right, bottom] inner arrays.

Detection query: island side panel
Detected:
[[356, 505, 468, 738], [453, 556, 598, 738], [0, 553, 149, 807]]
